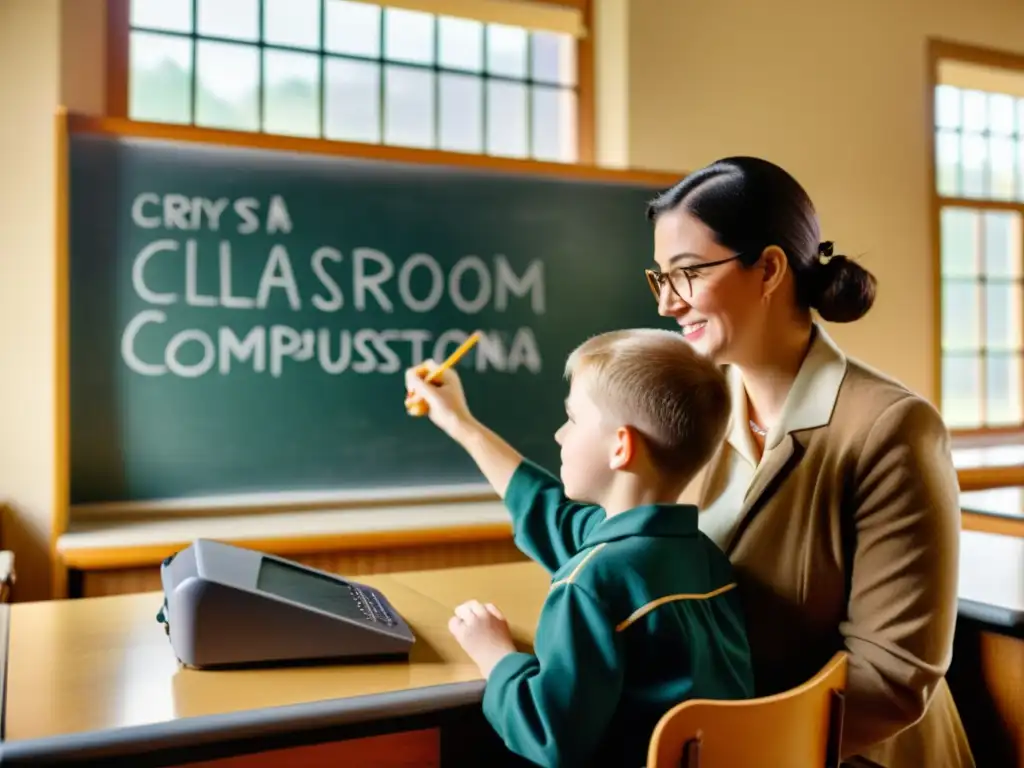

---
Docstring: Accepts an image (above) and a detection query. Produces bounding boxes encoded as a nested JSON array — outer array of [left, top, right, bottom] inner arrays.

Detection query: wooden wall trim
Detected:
[[536, 0, 588, 9], [926, 38, 941, 411], [930, 38, 1024, 75], [962, 511, 1024, 538], [60, 511, 1022, 572], [959, 466, 1024, 492], [105, 0, 129, 118], [66, 113, 680, 186], [51, 107, 70, 600], [59, 522, 514, 570], [575, 0, 595, 164], [75, 538, 526, 597]]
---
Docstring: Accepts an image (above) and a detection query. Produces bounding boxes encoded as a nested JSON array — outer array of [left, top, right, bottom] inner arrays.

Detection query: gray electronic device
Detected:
[[157, 538, 416, 669]]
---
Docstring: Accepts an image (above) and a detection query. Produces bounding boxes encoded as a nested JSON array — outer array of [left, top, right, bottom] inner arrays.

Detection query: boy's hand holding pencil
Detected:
[[403, 328, 523, 500], [404, 331, 480, 437]]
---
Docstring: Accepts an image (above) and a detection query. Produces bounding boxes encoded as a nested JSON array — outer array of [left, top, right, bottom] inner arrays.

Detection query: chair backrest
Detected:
[[648, 651, 849, 768]]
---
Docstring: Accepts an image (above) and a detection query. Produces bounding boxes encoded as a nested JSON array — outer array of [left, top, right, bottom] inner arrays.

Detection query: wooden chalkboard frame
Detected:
[[52, 110, 684, 569]]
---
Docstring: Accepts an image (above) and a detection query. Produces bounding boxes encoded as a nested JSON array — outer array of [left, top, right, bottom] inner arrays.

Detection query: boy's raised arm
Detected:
[[449, 416, 521, 499], [405, 364, 604, 571]]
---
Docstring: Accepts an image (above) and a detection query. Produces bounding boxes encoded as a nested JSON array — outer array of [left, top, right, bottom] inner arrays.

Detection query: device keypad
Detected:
[[348, 585, 396, 625]]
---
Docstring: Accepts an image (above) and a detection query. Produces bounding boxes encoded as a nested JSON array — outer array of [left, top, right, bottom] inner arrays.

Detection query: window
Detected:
[[934, 67, 1024, 431], [126, 0, 581, 162]]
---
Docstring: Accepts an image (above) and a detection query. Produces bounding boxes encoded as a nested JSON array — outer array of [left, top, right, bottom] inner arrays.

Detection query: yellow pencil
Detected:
[[405, 331, 482, 416]]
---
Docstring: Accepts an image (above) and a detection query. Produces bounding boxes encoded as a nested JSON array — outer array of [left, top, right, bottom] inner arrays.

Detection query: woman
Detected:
[[645, 157, 973, 768]]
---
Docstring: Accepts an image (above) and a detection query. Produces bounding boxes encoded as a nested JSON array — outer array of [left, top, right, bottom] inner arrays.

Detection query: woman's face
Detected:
[[651, 208, 767, 364]]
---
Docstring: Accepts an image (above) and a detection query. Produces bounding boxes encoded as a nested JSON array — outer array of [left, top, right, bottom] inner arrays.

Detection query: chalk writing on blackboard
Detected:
[[121, 193, 545, 379]]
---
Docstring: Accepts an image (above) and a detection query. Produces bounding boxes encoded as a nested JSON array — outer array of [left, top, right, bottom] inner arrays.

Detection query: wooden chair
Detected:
[[648, 651, 849, 768]]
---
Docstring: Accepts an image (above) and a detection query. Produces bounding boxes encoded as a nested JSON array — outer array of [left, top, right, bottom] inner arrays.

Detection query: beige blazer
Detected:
[[697, 325, 974, 768]]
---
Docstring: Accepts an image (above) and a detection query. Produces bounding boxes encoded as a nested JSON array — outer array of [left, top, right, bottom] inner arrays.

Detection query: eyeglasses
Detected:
[[645, 255, 744, 302]]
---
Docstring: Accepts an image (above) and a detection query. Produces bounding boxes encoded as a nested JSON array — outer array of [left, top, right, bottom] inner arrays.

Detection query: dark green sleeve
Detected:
[[481, 582, 623, 768], [503, 460, 605, 572]]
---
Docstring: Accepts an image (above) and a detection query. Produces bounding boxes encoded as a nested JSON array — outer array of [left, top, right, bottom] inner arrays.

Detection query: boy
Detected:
[[403, 329, 754, 767]]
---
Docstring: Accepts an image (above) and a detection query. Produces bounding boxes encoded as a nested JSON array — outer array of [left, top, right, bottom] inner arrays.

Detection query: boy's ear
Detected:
[[609, 426, 636, 470]]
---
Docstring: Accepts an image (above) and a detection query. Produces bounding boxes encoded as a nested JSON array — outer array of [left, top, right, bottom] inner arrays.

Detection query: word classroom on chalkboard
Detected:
[[66, 129, 676, 505]]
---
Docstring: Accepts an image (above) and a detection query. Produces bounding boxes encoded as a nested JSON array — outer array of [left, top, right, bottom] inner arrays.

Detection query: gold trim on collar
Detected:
[[550, 543, 607, 590]]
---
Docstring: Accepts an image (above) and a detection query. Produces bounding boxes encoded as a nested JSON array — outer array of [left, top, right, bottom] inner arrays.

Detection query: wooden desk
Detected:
[[390, 562, 550, 641], [0, 540, 1020, 766], [0, 570, 543, 766], [953, 436, 1024, 491], [957, 529, 1024, 634], [961, 486, 1024, 538]]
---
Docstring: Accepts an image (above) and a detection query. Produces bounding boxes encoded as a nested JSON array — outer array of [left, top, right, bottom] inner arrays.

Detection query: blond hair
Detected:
[[564, 329, 731, 483]]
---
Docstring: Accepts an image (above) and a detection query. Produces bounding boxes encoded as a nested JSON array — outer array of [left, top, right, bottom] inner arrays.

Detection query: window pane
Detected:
[[384, 8, 435, 65], [265, 0, 320, 49], [991, 94, 1016, 136], [990, 137, 1015, 200], [985, 281, 1022, 351], [325, 58, 380, 143], [131, 0, 192, 32], [963, 90, 988, 133], [961, 133, 987, 198], [983, 211, 1021, 277], [942, 354, 982, 428], [941, 279, 980, 351], [385, 65, 434, 148], [936, 129, 960, 196], [532, 86, 576, 162], [326, 0, 380, 58], [438, 16, 483, 72], [197, 0, 257, 41], [195, 41, 259, 131], [941, 207, 979, 277], [129, 32, 193, 124], [264, 50, 320, 137], [487, 80, 528, 157], [986, 354, 1023, 426], [487, 24, 528, 78], [531, 31, 575, 86], [935, 85, 961, 130], [1018, 139, 1024, 203], [439, 73, 482, 153]]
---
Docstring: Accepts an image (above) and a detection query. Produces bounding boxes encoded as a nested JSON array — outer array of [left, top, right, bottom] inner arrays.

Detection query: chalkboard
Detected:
[[68, 132, 675, 504]]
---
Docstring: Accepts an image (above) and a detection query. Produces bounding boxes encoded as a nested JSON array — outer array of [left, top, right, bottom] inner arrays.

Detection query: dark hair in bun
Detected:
[[809, 242, 877, 323], [646, 157, 877, 323]]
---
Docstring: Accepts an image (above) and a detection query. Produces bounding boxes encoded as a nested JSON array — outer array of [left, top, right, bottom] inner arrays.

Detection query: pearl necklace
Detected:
[[749, 419, 768, 437]]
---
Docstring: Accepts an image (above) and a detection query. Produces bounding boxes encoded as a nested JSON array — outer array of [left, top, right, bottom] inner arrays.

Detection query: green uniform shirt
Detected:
[[482, 460, 754, 767]]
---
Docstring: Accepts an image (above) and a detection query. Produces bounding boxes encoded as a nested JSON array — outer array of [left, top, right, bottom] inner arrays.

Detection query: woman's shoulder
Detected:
[[834, 355, 949, 447]]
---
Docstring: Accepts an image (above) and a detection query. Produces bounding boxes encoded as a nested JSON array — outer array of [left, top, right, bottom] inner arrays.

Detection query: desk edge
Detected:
[[0, 679, 484, 762], [958, 597, 1024, 635]]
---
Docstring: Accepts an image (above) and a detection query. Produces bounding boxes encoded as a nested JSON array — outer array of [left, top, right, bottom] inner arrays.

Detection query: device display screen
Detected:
[[256, 557, 371, 621]]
